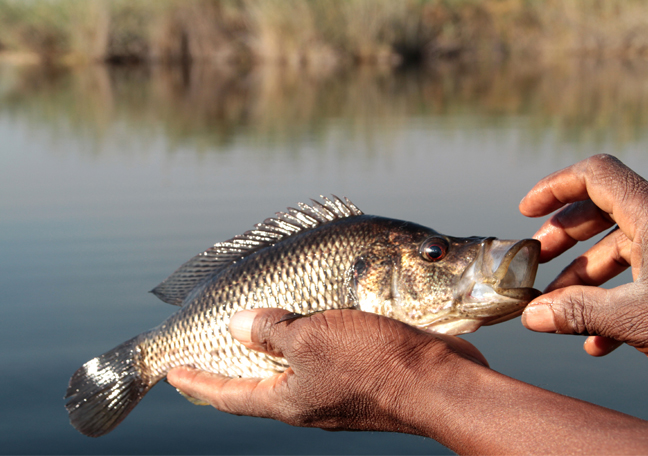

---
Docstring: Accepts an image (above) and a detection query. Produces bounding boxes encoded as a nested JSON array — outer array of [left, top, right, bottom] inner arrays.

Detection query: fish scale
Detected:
[[65, 196, 540, 437], [140, 215, 365, 382]]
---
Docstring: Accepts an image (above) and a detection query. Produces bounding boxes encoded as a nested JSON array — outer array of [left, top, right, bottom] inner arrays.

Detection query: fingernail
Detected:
[[522, 304, 557, 332], [228, 310, 256, 343]]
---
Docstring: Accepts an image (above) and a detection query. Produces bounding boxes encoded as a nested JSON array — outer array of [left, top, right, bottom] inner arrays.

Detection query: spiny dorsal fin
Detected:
[[150, 196, 363, 306]]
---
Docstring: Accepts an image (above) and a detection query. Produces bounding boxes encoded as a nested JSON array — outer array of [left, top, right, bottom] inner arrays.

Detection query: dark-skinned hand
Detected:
[[520, 154, 648, 356], [168, 154, 648, 454], [168, 308, 486, 436], [168, 306, 648, 455]]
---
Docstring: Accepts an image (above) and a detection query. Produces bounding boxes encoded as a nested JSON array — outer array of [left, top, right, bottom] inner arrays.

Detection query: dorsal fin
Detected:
[[150, 196, 363, 306]]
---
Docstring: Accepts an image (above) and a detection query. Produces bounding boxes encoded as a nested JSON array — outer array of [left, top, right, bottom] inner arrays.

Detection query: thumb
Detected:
[[522, 284, 648, 355], [228, 308, 295, 357]]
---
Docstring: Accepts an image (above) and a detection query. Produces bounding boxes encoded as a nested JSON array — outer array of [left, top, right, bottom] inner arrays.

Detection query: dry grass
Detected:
[[0, 0, 647, 66]]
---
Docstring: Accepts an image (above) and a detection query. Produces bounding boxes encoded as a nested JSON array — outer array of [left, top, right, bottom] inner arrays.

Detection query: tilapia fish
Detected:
[[65, 196, 541, 437]]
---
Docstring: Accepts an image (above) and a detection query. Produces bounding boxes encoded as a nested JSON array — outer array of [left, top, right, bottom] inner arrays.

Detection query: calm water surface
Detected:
[[1, 61, 648, 454]]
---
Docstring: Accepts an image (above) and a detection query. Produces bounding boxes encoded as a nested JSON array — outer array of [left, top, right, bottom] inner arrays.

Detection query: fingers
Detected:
[[167, 367, 240, 409], [167, 308, 299, 418], [532, 200, 615, 263], [544, 227, 631, 292], [522, 285, 609, 335], [169, 309, 493, 432], [520, 156, 648, 357], [522, 283, 648, 354], [520, 155, 648, 257], [583, 336, 623, 357], [229, 308, 293, 357], [520, 154, 645, 221], [167, 366, 289, 418]]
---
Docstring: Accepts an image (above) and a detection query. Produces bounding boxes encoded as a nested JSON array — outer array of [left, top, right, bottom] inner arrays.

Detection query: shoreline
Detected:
[[1, 1, 647, 68]]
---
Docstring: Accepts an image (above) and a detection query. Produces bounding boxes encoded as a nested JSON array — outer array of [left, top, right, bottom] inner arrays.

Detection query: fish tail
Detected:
[[65, 336, 151, 437]]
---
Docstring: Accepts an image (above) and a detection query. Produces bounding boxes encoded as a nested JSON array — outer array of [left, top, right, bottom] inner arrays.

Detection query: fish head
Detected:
[[353, 224, 541, 335]]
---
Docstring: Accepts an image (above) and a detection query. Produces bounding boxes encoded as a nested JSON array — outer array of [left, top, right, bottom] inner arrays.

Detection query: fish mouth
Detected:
[[482, 238, 540, 293], [461, 238, 541, 323], [425, 238, 541, 335]]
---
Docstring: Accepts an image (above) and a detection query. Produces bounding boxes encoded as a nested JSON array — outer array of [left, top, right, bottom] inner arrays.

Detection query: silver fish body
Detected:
[[65, 197, 540, 437]]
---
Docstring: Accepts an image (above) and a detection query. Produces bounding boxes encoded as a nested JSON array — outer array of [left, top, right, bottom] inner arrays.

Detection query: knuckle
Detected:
[[585, 154, 623, 175], [251, 309, 292, 355], [290, 314, 334, 353], [588, 154, 648, 207], [619, 172, 648, 207], [612, 287, 648, 346], [588, 153, 619, 167], [273, 312, 349, 376], [609, 228, 632, 268], [614, 308, 641, 338], [557, 285, 648, 346], [556, 290, 594, 334], [586, 154, 628, 189]]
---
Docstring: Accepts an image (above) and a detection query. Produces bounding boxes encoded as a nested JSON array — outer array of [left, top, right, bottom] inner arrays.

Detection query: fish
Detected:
[[65, 196, 541, 437]]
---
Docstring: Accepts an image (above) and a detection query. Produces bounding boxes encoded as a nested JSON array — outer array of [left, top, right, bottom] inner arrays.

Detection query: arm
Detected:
[[168, 308, 648, 455]]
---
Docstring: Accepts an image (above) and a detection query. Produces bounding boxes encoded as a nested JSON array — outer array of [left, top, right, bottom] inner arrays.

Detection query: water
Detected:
[[1, 61, 648, 454]]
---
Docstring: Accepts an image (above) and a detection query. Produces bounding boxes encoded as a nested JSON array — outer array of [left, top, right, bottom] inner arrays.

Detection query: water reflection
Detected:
[[2, 60, 648, 454], [1, 60, 647, 152]]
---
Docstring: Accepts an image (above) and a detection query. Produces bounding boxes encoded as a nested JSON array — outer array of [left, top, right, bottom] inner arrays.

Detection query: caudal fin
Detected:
[[65, 337, 151, 437]]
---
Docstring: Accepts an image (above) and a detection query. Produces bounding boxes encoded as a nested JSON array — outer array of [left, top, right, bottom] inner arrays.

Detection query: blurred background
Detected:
[[1, 1, 648, 454]]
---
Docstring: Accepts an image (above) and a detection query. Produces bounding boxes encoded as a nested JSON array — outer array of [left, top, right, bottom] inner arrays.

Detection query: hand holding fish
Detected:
[[168, 308, 487, 433], [66, 195, 541, 437], [520, 154, 648, 356], [168, 304, 648, 455], [67, 154, 648, 453], [167, 154, 648, 454]]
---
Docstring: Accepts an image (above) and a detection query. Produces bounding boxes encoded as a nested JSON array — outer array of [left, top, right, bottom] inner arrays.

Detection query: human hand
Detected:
[[519, 154, 648, 356], [167, 308, 487, 434]]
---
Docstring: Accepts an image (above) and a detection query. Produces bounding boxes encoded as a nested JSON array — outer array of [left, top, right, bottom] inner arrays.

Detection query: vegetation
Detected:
[[0, 0, 647, 66]]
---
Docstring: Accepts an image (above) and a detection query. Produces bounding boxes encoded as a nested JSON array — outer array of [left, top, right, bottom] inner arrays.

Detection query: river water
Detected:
[[1, 60, 648, 454]]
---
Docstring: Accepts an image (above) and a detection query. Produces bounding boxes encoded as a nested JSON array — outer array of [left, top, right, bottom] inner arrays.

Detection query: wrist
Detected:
[[371, 339, 489, 439], [396, 351, 648, 455], [401, 351, 490, 441]]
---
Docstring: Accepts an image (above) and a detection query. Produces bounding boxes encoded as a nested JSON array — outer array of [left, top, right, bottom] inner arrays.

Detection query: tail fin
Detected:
[[65, 336, 151, 437]]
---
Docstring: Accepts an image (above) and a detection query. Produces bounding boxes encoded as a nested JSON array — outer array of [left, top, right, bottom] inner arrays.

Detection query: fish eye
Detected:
[[420, 238, 448, 262]]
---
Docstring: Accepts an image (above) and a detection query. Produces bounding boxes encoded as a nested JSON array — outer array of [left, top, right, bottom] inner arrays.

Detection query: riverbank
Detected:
[[1, 0, 647, 67]]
